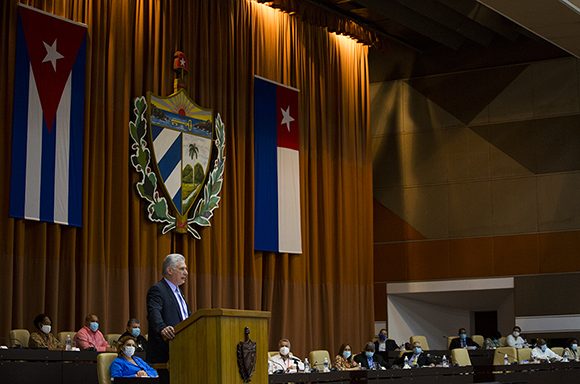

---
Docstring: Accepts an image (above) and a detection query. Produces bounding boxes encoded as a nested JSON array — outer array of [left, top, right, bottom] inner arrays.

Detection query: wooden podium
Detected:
[[169, 308, 270, 384]]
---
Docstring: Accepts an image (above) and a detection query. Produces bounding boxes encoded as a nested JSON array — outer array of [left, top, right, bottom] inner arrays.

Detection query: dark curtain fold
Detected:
[[0, 0, 373, 357]]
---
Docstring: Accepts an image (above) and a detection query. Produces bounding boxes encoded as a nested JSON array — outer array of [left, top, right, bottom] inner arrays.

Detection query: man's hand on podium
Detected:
[[161, 326, 176, 341]]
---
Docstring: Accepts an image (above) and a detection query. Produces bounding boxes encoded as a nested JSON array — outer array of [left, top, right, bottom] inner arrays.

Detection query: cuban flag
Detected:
[[9, 5, 87, 227], [254, 76, 302, 254]]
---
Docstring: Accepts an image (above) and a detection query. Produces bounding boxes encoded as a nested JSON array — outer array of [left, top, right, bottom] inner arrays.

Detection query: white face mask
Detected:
[[279, 346, 290, 356], [123, 345, 136, 357], [513, 331, 520, 337], [41, 325, 51, 334]]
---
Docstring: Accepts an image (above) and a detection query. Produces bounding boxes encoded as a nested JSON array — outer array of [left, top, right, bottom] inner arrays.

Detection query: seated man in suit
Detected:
[[374, 328, 398, 362], [397, 341, 434, 368], [449, 328, 480, 350], [354, 342, 389, 369], [118, 318, 148, 352], [268, 338, 304, 373]]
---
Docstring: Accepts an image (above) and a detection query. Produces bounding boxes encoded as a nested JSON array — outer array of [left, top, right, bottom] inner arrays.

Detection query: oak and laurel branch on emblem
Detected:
[[129, 96, 226, 238]]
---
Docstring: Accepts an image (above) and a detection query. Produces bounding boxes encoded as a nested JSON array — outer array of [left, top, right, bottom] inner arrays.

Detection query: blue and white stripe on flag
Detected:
[[254, 76, 302, 254], [9, 5, 87, 227]]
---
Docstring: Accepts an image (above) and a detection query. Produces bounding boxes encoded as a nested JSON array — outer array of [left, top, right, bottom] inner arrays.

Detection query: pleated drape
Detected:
[[0, 0, 373, 357]]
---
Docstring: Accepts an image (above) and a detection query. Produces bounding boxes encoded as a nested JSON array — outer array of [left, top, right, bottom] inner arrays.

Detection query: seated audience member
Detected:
[[268, 338, 304, 374], [118, 318, 148, 352], [375, 328, 398, 361], [484, 331, 502, 350], [74, 313, 111, 351], [110, 335, 158, 378], [506, 326, 527, 349], [397, 341, 434, 368], [354, 342, 389, 369], [564, 338, 580, 362], [449, 328, 480, 350], [29, 313, 64, 350], [334, 343, 360, 370], [531, 338, 562, 363]]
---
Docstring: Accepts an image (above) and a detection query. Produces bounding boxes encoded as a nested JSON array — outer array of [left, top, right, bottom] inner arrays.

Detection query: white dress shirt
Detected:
[[531, 346, 562, 362], [506, 334, 526, 349], [268, 353, 305, 374]]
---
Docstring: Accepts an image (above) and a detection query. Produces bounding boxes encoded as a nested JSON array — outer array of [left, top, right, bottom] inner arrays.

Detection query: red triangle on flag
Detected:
[[19, 6, 86, 131]]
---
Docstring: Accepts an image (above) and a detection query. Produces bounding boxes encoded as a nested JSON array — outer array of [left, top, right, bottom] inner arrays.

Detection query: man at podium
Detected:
[[146, 253, 191, 365]]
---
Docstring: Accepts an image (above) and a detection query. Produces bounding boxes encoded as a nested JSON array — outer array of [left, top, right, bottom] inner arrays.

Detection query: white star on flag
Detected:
[[280, 106, 295, 131], [180, 57, 186, 67], [42, 39, 64, 71]]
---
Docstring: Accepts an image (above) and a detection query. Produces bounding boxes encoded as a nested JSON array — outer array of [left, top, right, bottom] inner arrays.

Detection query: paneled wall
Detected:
[[372, 57, 580, 320]]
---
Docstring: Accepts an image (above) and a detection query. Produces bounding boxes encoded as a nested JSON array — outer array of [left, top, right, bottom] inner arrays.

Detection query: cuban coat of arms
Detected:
[[129, 51, 225, 237]]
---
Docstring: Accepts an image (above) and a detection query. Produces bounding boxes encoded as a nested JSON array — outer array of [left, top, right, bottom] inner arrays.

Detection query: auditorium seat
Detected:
[[57, 331, 76, 345], [105, 333, 122, 348], [517, 347, 532, 362], [309, 349, 331, 370], [96, 353, 117, 384], [499, 336, 507, 347], [493, 347, 517, 365], [409, 335, 430, 350], [552, 347, 564, 356], [472, 335, 484, 348], [451, 348, 472, 366], [9, 329, 30, 348], [268, 351, 278, 358], [447, 336, 455, 349]]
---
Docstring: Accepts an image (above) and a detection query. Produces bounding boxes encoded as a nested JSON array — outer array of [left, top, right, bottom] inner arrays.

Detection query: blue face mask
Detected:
[[414, 347, 422, 354], [459, 333, 467, 340], [343, 350, 351, 359], [131, 327, 141, 338], [89, 322, 99, 332], [572, 344, 578, 351], [365, 351, 374, 358], [379, 334, 387, 342]]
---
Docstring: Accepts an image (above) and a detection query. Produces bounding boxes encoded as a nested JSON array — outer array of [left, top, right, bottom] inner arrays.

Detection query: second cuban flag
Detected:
[[254, 76, 302, 254], [9, 5, 86, 227]]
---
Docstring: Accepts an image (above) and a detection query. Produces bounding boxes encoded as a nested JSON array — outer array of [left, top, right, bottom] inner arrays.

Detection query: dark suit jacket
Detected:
[[354, 352, 390, 369], [397, 351, 434, 367], [449, 337, 480, 350], [374, 339, 398, 362], [146, 279, 191, 363]]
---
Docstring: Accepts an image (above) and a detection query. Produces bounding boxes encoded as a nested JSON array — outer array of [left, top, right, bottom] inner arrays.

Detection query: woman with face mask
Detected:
[[334, 343, 360, 370], [29, 313, 64, 350], [563, 338, 580, 362], [110, 335, 158, 378]]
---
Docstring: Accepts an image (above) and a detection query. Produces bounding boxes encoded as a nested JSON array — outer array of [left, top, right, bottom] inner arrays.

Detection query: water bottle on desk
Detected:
[[503, 353, 509, 365], [441, 355, 448, 367], [563, 350, 569, 363], [304, 358, 311, 373], [323, 356, 330, 372], [65, 335, 72, 351], [403, 356, 411, 369]]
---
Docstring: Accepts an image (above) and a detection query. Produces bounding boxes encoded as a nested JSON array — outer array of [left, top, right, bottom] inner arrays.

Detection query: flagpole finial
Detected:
[[173, 51, 189, 92]]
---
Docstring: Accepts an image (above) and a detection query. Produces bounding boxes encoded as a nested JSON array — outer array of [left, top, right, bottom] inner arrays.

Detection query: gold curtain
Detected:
[[0, 0, 373, 357]]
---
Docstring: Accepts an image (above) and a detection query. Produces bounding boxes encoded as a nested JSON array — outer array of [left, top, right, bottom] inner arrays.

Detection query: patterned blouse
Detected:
[[29, 332, 64, 350], [334, 355, 358, 370]]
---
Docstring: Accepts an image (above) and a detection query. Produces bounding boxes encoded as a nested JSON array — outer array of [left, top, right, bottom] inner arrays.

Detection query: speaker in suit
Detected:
[[146, 254, 191, 364]]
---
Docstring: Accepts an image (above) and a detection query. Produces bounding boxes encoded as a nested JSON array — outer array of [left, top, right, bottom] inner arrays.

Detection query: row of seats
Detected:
[[449, 346, 570, 367], [411, 334, 503, 350], [8, 329, 146, 348]]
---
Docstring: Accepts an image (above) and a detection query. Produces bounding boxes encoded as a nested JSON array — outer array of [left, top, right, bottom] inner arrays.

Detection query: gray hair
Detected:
[[162, 253, 185, 276]]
